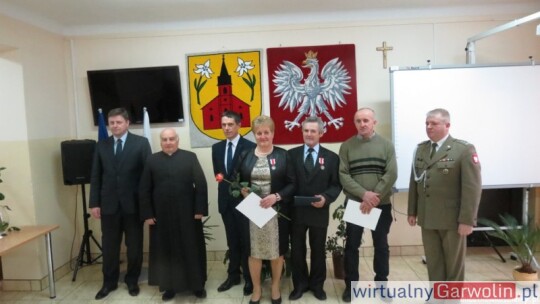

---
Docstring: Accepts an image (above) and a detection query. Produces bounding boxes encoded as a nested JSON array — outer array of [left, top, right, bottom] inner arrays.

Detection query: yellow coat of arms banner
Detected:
[[187, 50, 262, 148]]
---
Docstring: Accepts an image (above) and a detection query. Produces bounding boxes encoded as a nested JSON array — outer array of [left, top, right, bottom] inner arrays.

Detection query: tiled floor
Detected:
[[0, 246, 535, 303]]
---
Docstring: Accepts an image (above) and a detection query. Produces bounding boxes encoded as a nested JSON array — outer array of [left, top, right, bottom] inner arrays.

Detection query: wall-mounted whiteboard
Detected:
[[391, 64, 540, 191]]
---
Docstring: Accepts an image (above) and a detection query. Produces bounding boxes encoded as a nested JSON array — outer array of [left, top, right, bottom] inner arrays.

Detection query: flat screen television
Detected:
[[87, 66, 184, 125]]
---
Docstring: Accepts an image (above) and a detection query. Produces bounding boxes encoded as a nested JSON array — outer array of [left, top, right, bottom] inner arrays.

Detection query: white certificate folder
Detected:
[[343, 199, 381, 230], [236, 192, 277, 228]]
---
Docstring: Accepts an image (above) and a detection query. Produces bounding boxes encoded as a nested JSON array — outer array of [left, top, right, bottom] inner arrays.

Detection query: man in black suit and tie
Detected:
[[211, 111, 256, 295], [89, 108, 152, 300], [288, 116, 342, 301]]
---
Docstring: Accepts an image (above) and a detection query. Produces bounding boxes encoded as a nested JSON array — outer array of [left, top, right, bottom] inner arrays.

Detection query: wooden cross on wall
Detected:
[[376, 41, 393, 69]]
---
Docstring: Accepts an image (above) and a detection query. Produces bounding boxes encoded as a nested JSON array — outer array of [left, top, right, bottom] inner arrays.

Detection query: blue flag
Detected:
[[98, 109, 108, 141]]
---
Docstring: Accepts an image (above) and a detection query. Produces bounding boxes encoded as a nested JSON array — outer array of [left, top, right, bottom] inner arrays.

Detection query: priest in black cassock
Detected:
[[139, 128, 208, 301]]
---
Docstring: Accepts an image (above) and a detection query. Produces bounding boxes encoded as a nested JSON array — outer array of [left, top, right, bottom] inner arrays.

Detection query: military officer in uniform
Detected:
[[407, 108, 482, 281]]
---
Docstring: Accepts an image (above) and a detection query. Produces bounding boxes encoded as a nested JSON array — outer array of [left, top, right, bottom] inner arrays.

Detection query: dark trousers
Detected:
[[221, 207, 251, 283], [344, 203, 393, 284], [100, 212, 143, 287], [290, 223, 327, 291]]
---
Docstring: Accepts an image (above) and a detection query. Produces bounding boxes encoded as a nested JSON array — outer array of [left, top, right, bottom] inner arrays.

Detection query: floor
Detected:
[[0, 247, 533, 303]]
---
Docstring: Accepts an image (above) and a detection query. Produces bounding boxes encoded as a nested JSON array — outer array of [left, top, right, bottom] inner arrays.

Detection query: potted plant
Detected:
[[0, 167, 4, 201], [478, 213, 540, 281], [202, 216, 217, 245], [0, 167, 10, 233], [0, 167, 16, 235], [326, 204, 346, 279], [0, 167, 20, 236]]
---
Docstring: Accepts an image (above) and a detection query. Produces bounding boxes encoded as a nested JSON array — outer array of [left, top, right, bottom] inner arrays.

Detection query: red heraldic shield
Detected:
[[267, 44, 357, 145]]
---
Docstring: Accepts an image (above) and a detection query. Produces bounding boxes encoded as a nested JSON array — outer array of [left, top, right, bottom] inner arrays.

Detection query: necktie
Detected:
[[115, 139, 123, 159], [305, 148, 315, 173], [430, 142, 437, 159], [226, 141, 233, 174]]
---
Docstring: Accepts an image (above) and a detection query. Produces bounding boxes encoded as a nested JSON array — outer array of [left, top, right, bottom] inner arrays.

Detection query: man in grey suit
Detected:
[[408, 108, 482, 281], [90, 108, 152, 300], [288, 116, 342, 301]]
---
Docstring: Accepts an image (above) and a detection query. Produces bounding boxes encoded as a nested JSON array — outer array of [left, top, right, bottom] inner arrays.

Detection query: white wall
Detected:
[[0, 15, 75, 281]]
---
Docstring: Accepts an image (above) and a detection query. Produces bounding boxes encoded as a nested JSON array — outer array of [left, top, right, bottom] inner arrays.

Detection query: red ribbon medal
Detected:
[[270, 158, 276, 170]]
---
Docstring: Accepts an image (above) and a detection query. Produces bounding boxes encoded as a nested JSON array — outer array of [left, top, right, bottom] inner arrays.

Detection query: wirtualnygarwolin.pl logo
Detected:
[[351, 281, 540, 303]]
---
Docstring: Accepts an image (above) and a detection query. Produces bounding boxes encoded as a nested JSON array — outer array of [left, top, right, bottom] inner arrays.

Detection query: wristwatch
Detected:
[[274, 193, 282, 201]]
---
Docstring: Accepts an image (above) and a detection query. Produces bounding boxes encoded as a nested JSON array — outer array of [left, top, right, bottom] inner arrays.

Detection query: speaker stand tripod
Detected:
[[72, 183, 102, 281]]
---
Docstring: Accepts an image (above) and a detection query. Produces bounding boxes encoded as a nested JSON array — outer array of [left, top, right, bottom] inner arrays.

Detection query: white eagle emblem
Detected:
[[273, 50, 351, 131]]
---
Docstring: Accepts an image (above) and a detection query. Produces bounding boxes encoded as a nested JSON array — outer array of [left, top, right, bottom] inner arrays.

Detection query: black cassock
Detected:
[[139, 149, 208, 293]]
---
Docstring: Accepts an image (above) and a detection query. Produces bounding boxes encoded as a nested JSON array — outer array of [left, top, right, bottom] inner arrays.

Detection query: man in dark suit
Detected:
[[211, 111, 256, 295], [288, 116, 342, 301], [408, 108, 482, 281], [89, 107, 152, 300]]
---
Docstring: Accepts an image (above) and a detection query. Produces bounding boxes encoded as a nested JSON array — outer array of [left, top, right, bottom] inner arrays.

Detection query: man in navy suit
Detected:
[[288, 116, 342, 301], [89, 108, 152, 300], [211, 111, 256, 295]]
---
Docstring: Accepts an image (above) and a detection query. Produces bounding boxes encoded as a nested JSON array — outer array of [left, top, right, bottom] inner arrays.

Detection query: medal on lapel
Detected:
[[319, 157, 325, 170], [270, 158, 276, 170]]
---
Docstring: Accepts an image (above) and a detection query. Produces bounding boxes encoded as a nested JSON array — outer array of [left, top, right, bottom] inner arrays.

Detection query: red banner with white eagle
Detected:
[[267, 44, 357, 145]]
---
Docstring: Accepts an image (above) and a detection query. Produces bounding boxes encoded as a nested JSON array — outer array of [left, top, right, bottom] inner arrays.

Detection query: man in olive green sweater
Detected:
[[338, 108, 397, 302]]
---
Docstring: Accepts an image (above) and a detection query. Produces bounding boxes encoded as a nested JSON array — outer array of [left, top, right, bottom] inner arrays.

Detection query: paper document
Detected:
[[343, 199, 381, 230], [236, 192, 277, 228]]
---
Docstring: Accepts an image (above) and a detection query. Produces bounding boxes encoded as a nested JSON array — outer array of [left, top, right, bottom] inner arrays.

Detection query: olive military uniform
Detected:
[[408, 136, 481, 281]]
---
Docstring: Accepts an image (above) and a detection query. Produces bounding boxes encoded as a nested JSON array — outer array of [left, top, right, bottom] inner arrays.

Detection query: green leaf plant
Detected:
[[478, 214, 540, 274]]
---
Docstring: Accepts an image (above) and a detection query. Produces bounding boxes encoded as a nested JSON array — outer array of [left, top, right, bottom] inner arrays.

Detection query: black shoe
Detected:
[[162, 290, 175, 301], [243, 281, 253, 296], [271, 296, 282, 304], [342, 287, 351, 303], [194, 289, 207, 298], [217, 277, 241, 292], [312, 289, 327, 300], [288, 287, 308, 300], [127, 283, 140, 296], [95, 285, 118, 300]]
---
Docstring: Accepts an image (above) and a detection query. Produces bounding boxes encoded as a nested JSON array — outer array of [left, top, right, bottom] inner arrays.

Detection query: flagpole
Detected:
[[143, 107, 152, 151]]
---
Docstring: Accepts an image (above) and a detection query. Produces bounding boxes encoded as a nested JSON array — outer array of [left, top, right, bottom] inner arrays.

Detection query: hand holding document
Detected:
[[235, 192, 277, 228], [343, 199, 381, 230]]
